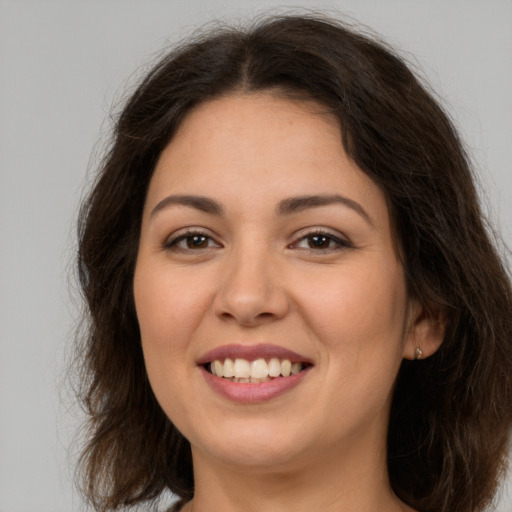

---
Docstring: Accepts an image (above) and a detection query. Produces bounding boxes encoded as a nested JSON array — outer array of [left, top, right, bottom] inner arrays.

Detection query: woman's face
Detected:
[[134, 93, 420, 472]]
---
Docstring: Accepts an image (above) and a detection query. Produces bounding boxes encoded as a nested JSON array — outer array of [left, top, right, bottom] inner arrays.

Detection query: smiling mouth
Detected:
[[205, 357, 311, 383]]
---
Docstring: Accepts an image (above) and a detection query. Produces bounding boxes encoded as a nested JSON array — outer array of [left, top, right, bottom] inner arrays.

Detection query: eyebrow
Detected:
[[150, 193, 373, 226], [150, 195, 224, 217], [277, 194, 374, 226]]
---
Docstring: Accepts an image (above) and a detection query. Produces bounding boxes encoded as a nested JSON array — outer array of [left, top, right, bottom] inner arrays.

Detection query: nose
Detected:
[[213, 246, 289, 327]]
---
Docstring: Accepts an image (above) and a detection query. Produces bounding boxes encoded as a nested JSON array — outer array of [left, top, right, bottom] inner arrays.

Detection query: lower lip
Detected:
[[200, 366, 312, 403]]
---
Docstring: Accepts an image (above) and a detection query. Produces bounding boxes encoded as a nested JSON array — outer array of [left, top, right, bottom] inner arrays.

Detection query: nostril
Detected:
[[218, 310, 275, 326]]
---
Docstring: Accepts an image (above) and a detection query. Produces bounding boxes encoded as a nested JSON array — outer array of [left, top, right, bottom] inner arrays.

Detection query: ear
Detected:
[[402, 300, 446, 360]]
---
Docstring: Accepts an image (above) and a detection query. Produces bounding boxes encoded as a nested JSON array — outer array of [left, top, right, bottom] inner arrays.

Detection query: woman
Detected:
[[76, 14, 512, 512]]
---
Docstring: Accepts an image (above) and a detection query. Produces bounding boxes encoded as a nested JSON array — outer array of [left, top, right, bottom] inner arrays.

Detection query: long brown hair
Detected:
[[76, 14, 512, 512]]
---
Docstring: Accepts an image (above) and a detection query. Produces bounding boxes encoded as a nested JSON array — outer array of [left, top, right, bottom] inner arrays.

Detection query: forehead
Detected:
[[146, 92, 388, 223]]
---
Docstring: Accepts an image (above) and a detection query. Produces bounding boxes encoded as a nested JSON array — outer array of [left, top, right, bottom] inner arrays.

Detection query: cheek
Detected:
[[133, 263, 205, 425], [292, 262, 407, 410], [294, 258, 409, 360], [134, 262, 210, 350], [133, 266, 194, 417], [294, 261, 408, 432]]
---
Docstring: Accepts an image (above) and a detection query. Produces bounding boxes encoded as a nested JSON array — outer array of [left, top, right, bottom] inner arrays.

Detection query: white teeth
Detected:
[[230, 377, 271, 383], [291, 362, 302, 375], [234, 359, 251, 378], [251, 358, 269, 379], [268, 358, 281, 377], [208, 357, 304, 379], [281, 359, 292, 377], [213, 360, 223, 376], [223, 358, 235, 378]]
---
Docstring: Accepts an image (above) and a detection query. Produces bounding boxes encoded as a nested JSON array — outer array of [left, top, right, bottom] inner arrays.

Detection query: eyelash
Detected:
[[162, 228, 353, 253], [163, 229, 222, 252], [290, 229, 353, 253]]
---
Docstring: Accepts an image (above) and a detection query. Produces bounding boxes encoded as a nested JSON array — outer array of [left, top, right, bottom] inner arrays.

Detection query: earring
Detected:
[[414, 346, 424, 360]]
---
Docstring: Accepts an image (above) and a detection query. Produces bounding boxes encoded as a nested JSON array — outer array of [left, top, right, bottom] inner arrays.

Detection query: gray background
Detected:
[[1, 1, 511, 511]]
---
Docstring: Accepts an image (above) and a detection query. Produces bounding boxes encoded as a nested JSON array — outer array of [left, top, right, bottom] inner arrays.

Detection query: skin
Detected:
[[134, 92, 442, 512]]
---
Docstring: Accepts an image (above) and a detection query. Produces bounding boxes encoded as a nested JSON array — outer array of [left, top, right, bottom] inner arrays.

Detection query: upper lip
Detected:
[[196, 344, 313, 365]]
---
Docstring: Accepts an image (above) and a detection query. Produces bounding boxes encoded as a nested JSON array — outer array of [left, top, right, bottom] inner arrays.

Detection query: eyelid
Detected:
[[289, 227, 353, 251], [161, 226, 352, 253], [162, 227, 222, 251]]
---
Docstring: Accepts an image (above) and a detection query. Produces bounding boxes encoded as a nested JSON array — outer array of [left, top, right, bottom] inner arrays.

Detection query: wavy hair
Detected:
[[76, 14, 512, 512]]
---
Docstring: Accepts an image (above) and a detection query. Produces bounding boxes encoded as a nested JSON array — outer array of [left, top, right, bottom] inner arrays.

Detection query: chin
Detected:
[[204, 442, 308, 472], [189, 418, 314, 470]]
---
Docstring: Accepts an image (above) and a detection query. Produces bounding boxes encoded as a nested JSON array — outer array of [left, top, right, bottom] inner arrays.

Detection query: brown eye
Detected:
[[164, 230, 222, 252], [308, 235, 331, 249], [186, 235, 209, 249], [291, 230, 353, 253]]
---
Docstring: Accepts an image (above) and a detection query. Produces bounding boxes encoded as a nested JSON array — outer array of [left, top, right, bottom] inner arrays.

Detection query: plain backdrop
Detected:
[[1, 1, 511, 511]]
